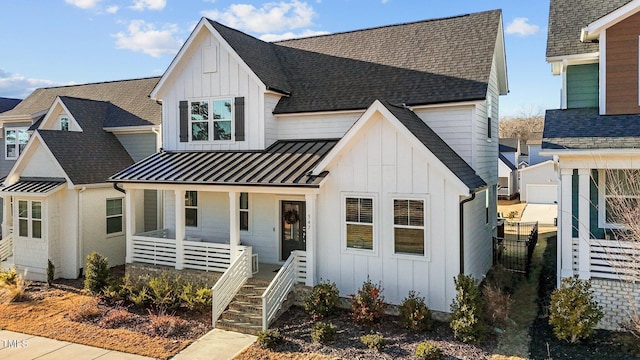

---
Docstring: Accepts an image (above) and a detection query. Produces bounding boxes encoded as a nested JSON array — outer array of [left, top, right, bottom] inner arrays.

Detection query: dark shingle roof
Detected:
[[37, 97, 135, 184], [1, 77, 161, 127], [546, 0, 632, 58], [110, 139, 337, 187], [499, 153, 517, 170], [0, 98, 21, 113], [210, 10, 502, 113], [543, 108, 640, 149], [381, 101, 486, 191]]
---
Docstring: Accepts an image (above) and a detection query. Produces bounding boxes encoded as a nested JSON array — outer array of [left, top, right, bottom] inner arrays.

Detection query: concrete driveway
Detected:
[[520, 203, 558, 226]]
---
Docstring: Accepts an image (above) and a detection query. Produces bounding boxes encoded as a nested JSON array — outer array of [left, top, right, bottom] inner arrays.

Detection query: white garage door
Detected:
[[526, 184, 558, 204]]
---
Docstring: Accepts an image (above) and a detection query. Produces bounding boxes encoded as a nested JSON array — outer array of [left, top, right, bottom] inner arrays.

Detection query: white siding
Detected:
[[275, 112, 362, 142], [17, 142, 66, 180], [13, 198, 49, 281], [161, 30, 266, 151], [264, 93, 281, 147], [315, 113, 462, 312], [463, 190, 493, 279], [472, 52, 500, 186], [520, 161, 558, 203], [81, 187, 128, 267], [414, 106, 473, 166]]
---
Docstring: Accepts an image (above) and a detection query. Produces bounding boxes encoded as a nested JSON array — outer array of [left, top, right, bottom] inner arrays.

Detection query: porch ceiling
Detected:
[[109, 139, 338, 187]]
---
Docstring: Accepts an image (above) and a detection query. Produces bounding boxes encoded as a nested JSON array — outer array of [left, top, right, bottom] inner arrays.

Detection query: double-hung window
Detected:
[[106, 199, 123, 234], [185, 191, 198, 227], [18, 200, 42, 239], [5, 128, 28, 160], [60, 116, 69, 131], [190, 99, 232, 141], [393, 199, 425, 255], [345, 196, 374, 250], [239, 192, 249, 231], [599, 169, 640, 228]]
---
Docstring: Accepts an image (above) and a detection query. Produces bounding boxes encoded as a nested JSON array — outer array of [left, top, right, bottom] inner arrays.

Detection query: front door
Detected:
[[281, 201, 306, 261]]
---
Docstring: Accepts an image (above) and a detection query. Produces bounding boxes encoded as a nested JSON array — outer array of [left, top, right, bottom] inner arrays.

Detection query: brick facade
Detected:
[[591, 278, 640, 331]]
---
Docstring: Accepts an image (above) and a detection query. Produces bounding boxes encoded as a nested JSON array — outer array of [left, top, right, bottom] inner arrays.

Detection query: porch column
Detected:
[[229, 191, 240, 263], [1, 195, 12, 238], [578, 169, 591, 279], [175, 190, 185, 270], [125, 189, 136, 264], [305, 193, 317, 287], [560, 168, 574, 281]]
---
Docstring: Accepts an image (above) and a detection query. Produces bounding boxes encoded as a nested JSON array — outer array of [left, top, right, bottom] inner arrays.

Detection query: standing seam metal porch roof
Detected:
[[109, 139, 338, 187], [3, 179, 66, 194]]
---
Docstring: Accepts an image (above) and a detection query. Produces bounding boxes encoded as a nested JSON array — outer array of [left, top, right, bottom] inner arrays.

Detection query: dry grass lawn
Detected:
[[235, 347, 339, 360], [0, 286, 191, 359]]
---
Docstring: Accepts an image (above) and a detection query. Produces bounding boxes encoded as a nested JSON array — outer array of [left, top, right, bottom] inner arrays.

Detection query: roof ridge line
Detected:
[[38, 76, 161, 91]]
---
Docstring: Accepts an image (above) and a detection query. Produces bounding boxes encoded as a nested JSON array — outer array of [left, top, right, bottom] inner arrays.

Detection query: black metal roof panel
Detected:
[[3, 179, 66, 194], [543, 108, 640, 149], [110, 139, 338, 187]]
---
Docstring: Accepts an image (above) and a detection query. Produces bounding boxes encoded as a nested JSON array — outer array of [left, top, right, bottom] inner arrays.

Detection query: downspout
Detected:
[[459, 192, 476, 275], [113, 183, 126, 194], [77, 186, 87, 277]]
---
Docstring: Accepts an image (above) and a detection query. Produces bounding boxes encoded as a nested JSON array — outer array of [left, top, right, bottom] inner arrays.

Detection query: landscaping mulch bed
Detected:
[[236, 306, 497, 360], [529, 235, 640, 360]]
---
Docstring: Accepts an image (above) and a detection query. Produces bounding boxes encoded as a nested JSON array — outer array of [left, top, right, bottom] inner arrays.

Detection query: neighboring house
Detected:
[[0, 78, 161, 281], [498, 153, 518, 199], [499, 138, 521, 166], [110, 11, 508, 330], [544, 0, 640, 330], [526, 131, 552, 165], [0, 98, 21, 113], [519, 160, 558, 204]]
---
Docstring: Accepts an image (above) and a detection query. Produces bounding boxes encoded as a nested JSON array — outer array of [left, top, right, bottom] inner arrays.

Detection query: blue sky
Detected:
[[0, 0, 558, 118]]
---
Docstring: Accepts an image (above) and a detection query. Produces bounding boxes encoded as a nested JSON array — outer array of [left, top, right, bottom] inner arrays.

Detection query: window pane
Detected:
[[191, 122, 209, 141], [359, 198, 373, 223], [19, 219, 28, 237], [18, 200, 27, 218], [607, 170, 640, 196], [61, 117, 69, 131], [394, 228, 424, 255], [345, 198, 359, 222], [185, 191, 197, 206], [191, 101, 208, 120], [6, 144, 16, 158], [346, 224, 373, 250], [185, 208, 198, 227], [32, 201, 41, 219], [18, 130, 28, 144], [213, 100, 232, 120], [107, 216, 123, 234], [106, 199, 122, 216], [409, 200, 424, 226], [394, 199, 408, 225], [5, 130, 15, 144], [240, 211, 249, 231], [32, 220, 42, 239], [240, 192, 248, 209], [213, 121, 232, 140]]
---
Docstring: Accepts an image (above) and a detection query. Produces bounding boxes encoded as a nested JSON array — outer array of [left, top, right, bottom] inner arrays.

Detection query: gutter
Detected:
[[113, 183, 126, 194], [459, 192, 477, 275]]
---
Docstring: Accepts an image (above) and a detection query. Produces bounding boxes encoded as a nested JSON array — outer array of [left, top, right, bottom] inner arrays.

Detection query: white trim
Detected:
[[106, 197, 124, 237], [561, 60, 568, 109], [546, 52, 600, 64], [274, 109, 365, 119], [188, 97, 235, 143], [519, 159, 555, 173], [15, 198, 44, 240], [184, 190, 199, 229], [597, 169, 639, 229], [390, 194, 430, 260], [4, 133, 73, 187], [600, 30, 607, 114], [4, 127, 28, 160], [239, 192, 251, 234], [119, 182, 320, 195], [342, 192, 379, 256], [540, 148, 640, 157], [582, 0, 640, 40], [408, 100, 481, 111], [104, 125, 159, 134]]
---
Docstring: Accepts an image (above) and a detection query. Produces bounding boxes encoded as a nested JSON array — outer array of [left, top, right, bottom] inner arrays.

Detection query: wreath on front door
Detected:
[[283, 209, 300, 224]]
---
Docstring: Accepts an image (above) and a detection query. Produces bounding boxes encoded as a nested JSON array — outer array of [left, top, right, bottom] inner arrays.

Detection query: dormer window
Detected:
[[60, 116, 69, 131], [190, 98, 232, 141], [5, 127, 28, 160]]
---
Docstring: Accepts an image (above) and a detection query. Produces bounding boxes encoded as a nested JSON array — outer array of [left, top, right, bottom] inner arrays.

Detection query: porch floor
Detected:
[[253, 263, 281, 282], [0, 256, 14, 272]]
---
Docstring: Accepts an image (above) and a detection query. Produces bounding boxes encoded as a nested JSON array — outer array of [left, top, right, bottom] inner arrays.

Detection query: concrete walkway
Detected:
[[0, 330, 154, 360], [171, 329, 256, 360]]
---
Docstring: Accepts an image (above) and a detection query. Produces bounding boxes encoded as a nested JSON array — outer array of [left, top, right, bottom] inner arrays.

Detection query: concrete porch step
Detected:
[[229, 300, 262, 313], [216, 319, 263, 335], [220, 308, 262, 323]]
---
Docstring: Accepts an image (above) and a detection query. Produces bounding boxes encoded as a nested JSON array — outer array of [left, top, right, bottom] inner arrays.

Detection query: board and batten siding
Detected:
[[315, 112, 462, 312], [161, 29, 266, 151], [606, 11, 640, 115], [566, 64, 599, 109]]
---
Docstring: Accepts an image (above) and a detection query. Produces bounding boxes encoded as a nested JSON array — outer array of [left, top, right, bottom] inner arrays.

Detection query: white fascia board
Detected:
[[546, 52, 599, 64], [311, 100, 471, 195], [274, 109, 365, 119], [409, 100, 481, 111], [103, 125, 158, 134], [539, 148, 640, 157], [518, 159, 554, 172], [495, 13, 509, 95], [583, 0, 640, 40], [119, 182, 320, 195]]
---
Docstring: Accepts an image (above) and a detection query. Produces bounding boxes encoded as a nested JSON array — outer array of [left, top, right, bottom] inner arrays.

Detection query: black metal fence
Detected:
[[493, 220, 539, 276]]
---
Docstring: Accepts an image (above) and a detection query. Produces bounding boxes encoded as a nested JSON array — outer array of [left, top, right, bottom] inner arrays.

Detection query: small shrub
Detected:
[[549, 276, 603, 343], [129, 286, 151, 307], [360, 333, 384, 351], [399, 290, 433, 332], [3, 272, 30, 303], [0, 268, 17, 286], [147, 310, 189, 337], [350, 277, 386, 326], [179, 282, 212, 311], [257, 329, 283, 349], [148, 274, 181, 310], [415, 341, 442, 360], [449, 274, 486, 343], [84, 252, 111, 295], [304, 279, 340, 320], [102, 277, 128, 303], [98, 308, 133, 329], [311, 322, 336, 343], [68, 298, 101, 322], [47, 259, 55, 286], [482, 284, 512, 327]]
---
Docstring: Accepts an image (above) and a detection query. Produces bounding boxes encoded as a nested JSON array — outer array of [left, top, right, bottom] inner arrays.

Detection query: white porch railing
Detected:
[[183, 241, 231, 272], [572, 238, 640, 280], [131, 230, 176, 267], [261, 250, 307, 330], [211, 246, 252, 327], [0, 233, 12, 262]]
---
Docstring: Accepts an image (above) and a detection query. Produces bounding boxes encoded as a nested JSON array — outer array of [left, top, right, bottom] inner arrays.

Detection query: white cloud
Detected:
[[65, 0, 102, 9], [0, 69, 69, 98], [202, 1, 317, 33], [260, 29, 328, 42], [506, 17, 540, 37], [130, 0, 166, 11], [106, 5, 119, 14], [113, 20, 182, 57]]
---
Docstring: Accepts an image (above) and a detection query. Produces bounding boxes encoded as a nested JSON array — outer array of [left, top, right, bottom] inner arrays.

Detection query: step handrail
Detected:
[[261, 251, 297, 330], [211, 246, 252, 327]]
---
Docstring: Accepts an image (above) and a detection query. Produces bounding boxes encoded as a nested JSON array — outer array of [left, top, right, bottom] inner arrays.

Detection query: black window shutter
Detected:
[[179, 100, 188, 142], [234, 97, 245, 141]]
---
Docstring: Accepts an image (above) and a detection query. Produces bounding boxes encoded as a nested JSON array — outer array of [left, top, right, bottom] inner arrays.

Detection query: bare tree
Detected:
[[498, 112, 544, 141]]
